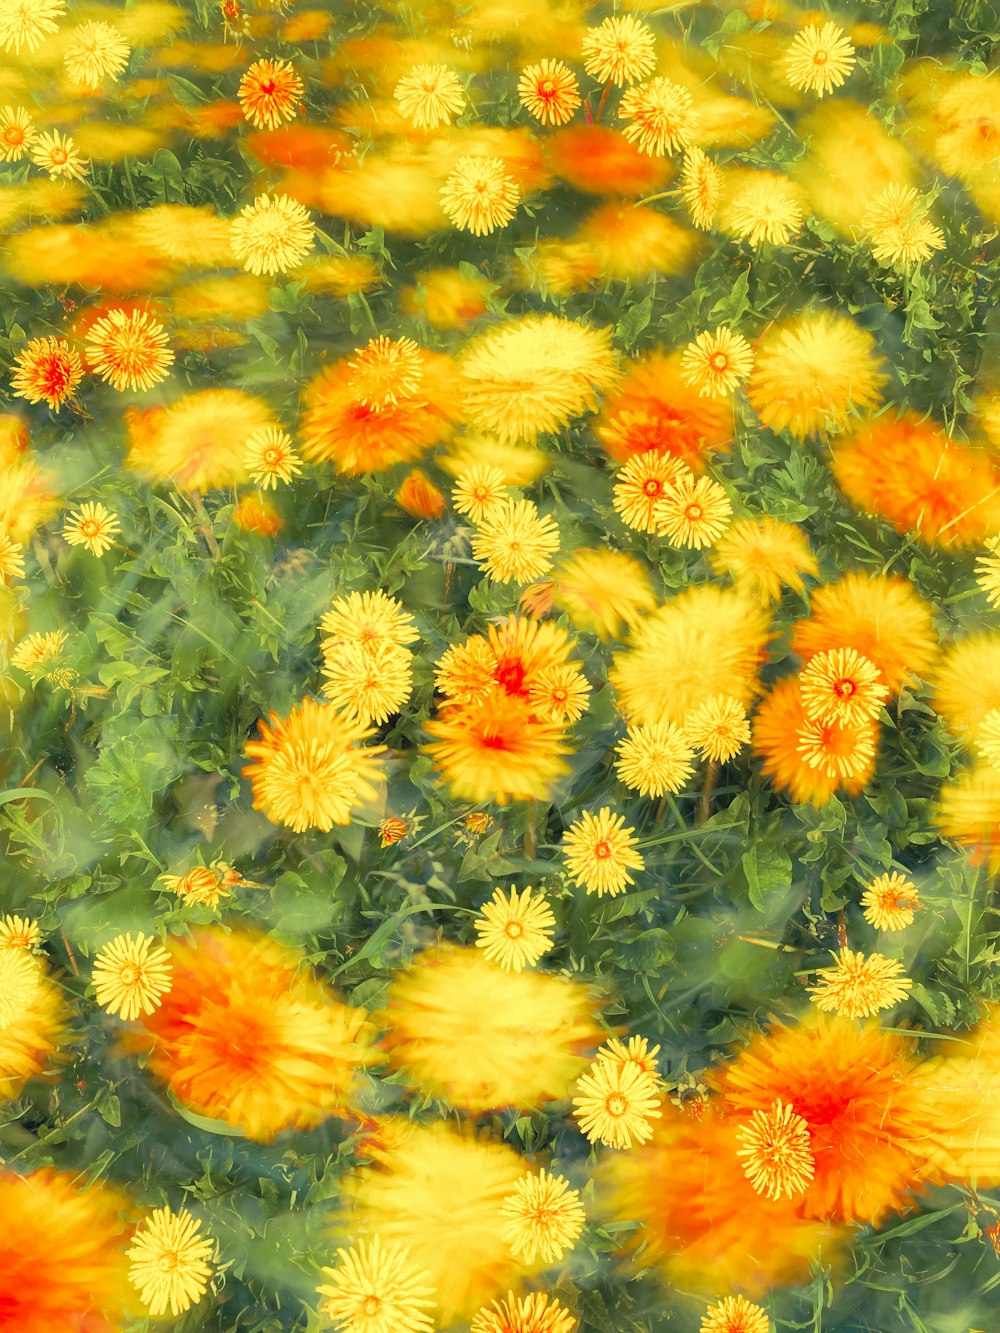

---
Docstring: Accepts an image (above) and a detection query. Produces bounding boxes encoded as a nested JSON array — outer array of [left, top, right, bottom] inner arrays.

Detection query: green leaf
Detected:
[[742, 843, 792, 910]]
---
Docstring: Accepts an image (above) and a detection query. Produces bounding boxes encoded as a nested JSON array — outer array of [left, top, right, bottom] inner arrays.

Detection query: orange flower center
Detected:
[[539, 79, 556, 98], [259, 79, 276, 95], [642, 478, 663, 497], [80, 519, 100, 538], [813, 50, 829, 65], [593, 839, 612, 860], [834, 677, 856, 699], [3, 127, 24, 146], [362, 1296, 381, 1315], [157, 1251, 180, 1273], [605, 1093, 628, 1117], [504, 921, 524, 938], [684, 503, 703, 521], [50, 147, 68, 164], [262, 448, 281, 466], [120, 963, 142, 985], [710, 352, 729, 371]]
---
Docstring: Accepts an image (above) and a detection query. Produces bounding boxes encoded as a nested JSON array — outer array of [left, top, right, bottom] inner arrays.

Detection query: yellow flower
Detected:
[[548, 547, 657, 641], [378, 816, 408, 847], [979, 707, 1000, 767], [809, 949, 912, 1019], [685, 695, 751, 762], [0, 913, 40, 951], [471, 497, 560, 584], [231, 193, 314, 276], [474, 885, 556, 973], [30, 130, 87, 182], [518, 59, 580, 127], [348, 334, 424, 412], [394, 64, 466, 130], [785, 21, 856, 98], [656, 471, 733, 549], [616, 721, 695, 798], [861, 872, 921, 931], [499, 1168, 585, 1265], [0, 948, 40, 1029], [680, 328, 754, 398], [92, 932, 173, 1021], [243, 426, 302, 488], [317, 1236, 435, 1333], [159, 866, 231, 909], [10, 336, 83, 411], [710, 516, 817, 602], [321, 639, 413, 726], [320, 589, 417, 653], [62, 501, 120, 556], [795, 712, 877, 781], [581, 14, 656, 87], [619, 78, 698, 157], [452, 464, 509, 523], [238, 56, 303, 130], [85, 308, 174, 393], [440, 156, 520, 236], [724, 171, 804, 247], [701, 1295, 771, 1333], [126, 1207, 215, 1318], [526, 663, 591, 723], [0, 105, 36, 161], [471, 1292, 577, 1333], [735, 1098, 815, 1200], [0, 533, 25, 583], [799, 647, 888, 727], [424, 696, 571, 805], [598, 1033, 662, 1081], [0, 0, 64, 53], [861, 183, 944, 269], [63, 21, 130, 88], [562, 807, 644, 898], [573, 1055, 662, 1149], [612, 448, 684, 533], [9, 629, 67, 673], [681, 146, 724, 230]]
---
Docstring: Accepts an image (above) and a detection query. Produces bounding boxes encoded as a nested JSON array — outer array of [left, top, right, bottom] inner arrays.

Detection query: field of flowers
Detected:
[[2, 0, 1000, 1329]]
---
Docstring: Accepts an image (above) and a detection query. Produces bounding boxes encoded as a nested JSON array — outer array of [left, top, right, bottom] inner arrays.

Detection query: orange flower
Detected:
[[598, 352, 733, 466], [132, 928, 375, 1141], [753, 676, 875, 805], [10, 337, 83, 412], [396, 468, 446, 520], [233, 492, 283, 535], [238, 57, 303, 130], [546, 124, 672, 197], [126, 388, 277, 491], [85, 308, 174, 393], [424, 694, 570, 805], [518, 59, 581, 126]]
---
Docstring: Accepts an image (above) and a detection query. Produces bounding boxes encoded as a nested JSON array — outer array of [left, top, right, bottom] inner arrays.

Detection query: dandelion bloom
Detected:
[[785, 21, 856, 98], [322, 639, 413, 726], [452, 464, 508, 523], [318, 1237, 435, 1333], [244, 425, 302, 488], [754, 677, 875, 805], [619, 79, 698, 157], [9, 629, 68, 674], [30, 129, 87, 181], [582, 14, 656, 87], [62, 500, 120, 556], [710, 516, 817, 603], [440, 155, 520, 236], [518, 60, 580, 127], [10, 336, 83, 411], [396, 467, 446, 520], [425, 694, 570, 805], [239, 57, 303, 130], [0, 952, 66, 1103], [434, 614, 581, 707], [85, 308, 174, 393], [527, 662, 591, 723], [616, 721, 695, 798], [63, 20, 130, 88], [244, 696, 385, 832], [977, 536, 1000, 606], [862, 190, 945, 269], [701, 1296, 771, 1333], [0, 913, 40, 951], [724, 171, 804, 247], [127, 388, 279, 491], [612, 451, 684, 533], [656, 471, 733, 549], [735, 1099, 814, 1201], [127, 1207, 214, 1318], [474, 885, 556, 973], [471, 497, 560, 584], [92, 932, 173, 1021], [462, 315, 617, 444], [685, 695, 751, 762], [979, 707, 1000, 766], [0, 105, 36, 161], [499, 1169, 585, 1265], [0, 532, 24, 583], [381, 944, 598, 1114], [394, 64, 466, 130], [931, 633, 1000, 743], [599, 1034, 662, 1082], [795, 708, 877, 782], [160, 865, 231, 909], [809, 949, 912, 1019], [861, 872, 921, 931], [0, 948, 39, 1028], [547, 547, 656, 640], [573, 1056, 662, 1149], [378, 816, 408, 847], [748, 312, 886, 440], [348, 334, 424, 411], [0, 0, 65, 54], [936, 765, 1000, 872], [681, 328, 754, 398], [681, 146, 724, 230], [562, 807, 644, 898], [231, 192, 314, 276], [799, 647, 888, 727], [471, 1292, 577, 1333], [320, 589, 418, 654], [233, 493, 282, 535]]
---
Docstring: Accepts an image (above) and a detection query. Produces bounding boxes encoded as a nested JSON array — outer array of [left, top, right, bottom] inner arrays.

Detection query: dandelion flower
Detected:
[[656, 472, 733, 548], [394, 64, 466, 130], [681, 328, 754, 398], [9, 629, 67, 673], [979, 707, 1000, 767], [862, 183, 944, 269], [471, 1292, 577, 1333], [244, 426, 302, 488], [547, 547, 656, 641], [573, 1056, 662, 1149], [0, 0, 64, 54], [726, 172, 804, 247], [92, 932, 172, 1021], [562, 807, 644, 897], [243, 697, 385, 832], [861, 872, 921, 931], [452, 464, 508, 523], [85, 309, 174, 393], [0, 533, 25, 583], [425, 696, 570, 805], [619, 79, 698, 157], [616, 721, 695, 798], [612, 451, 684, 533], [127, 1207, 214, 1319], [440, 156, 520, 236], [582, 14, 656, 87], [976, 536, 1000, 606], [809, 949, 912, 1019], [348, 335, 423, 411], [63, 20, 130, 88], [0, 105, 36, 161], [598, 1034, 661, 1081], [0, 949, 40, 1029], [499, 1169, 585, 1265], [527, 663, 591, 723], [396, 467, 446, 521], [10, 336, 83, 411], [701, 1296, 771, 1333], [519, 60, 580, 127], [736, 1099, 814, 1201], [238, 57, 303, 130], [685, 695, 751, 762], [785, 22, 856, 98], [378, 816, 408, 847], [796, 711, 877, 781], [471, 497, 560, 584], [0, 914, 40, 951], [62, 500, 120, 556], [474, 885, 556, 973], [799, 647, 888, 727], [30, 129, 87, 182], [681, 147, 724, 230], [318, 1236, 435, 1333], [160, 866, 231, 909], [710, 517, 817, 603], [754, 678, 874, 805], [321, 640, 413, 726], [231, 192, 314, 276], [320, 589, 417, 654]]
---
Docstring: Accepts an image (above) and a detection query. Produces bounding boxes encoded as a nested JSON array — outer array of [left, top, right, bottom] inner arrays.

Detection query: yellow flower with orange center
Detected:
[[10, 336, 83, 412], [685, 695, 751, 763], [471, 497, 560, 585], [612, 451, 684, 533], [619, 78, 699, 158], [474, 885, 556, 973], [85, 308, 174, 393], [573, 1055, 662, 1149], [231, 192, 314, 276], [681, 328, 755, 398], [799, 646, 888, 727], [785, 21, 856, 98], [317, 1237, 435, 1333], [0, 533, 24, 583], [471, 1292, 577, 1333], [92, 932, 173, 1021], [860, 872, 921, 931], [735, 1098, 815, 1200], [243, 426, 302, 488], [809, 948, 912, 1019], [656, 470, 733, 549], [62, 501, 120, 556], [681, 146, 724, 230], [616, 720, 695, 798], [562, 807, 644, 898], [394, 64, 466, 130], [499, 1168, 585, 1265], [581, 14, 656, 87], [0, 105, 36, 161], [30, 130, 87, 182], [440, 155, 520, 236], [347, 334, 424, 411], [127, 1207, 215, 1319], [238, 57, 303, 130], [700, 1295, 771, 1333], [518, 60, 581, 127]]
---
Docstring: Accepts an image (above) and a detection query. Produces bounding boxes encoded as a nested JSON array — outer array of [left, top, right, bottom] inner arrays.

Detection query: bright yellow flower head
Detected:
[[618, 78, 699, 157], [548, 547, 657, 641], [562, 807, 644, 898], [471, 497, 560, 584], [681, 146, 725, 230], [92, 932, 173, 1022], [440, 155, 519, 236], [701, 1295, 771, 1333], [499, 1168, 585, 1265], [348, 334, 424, 412], [0, 948, 39, 1029], [616, 721, 695, 798], [613, 450, 685, 533], [239, 57, 303, 130], [573, 1055, 662, 1149], [452, 464, 509, 524], [243, 426, 302, 489], [230, 192, 314, 276], [681, 328, 754, 398], [471, 1291, 577, 1333], [63, 20, 130, 89], [735, 1098, 815, 1201], [799, 647, 888, 727], [85, 308, 174, 393], [656, 471, 733, 549], [784, 21, 855, 98], [722, 169, 805, 247], [518, 59, 581, 126], [394, 64, 466, 130], [581, 14, 656, 87], [809, 949, 912, 1019], [0, 913, 40, 951], [0, 0, 65, 54], [861, 872, 921, 931], [685, 695, 751, 763], [474, 885, 556, 973], [710, 516, 817, 603], [62, 501, 120, 556], [126, 387, 278, 491], [425, 693, 571, 805], [127, 1207, 214, 1319], [322, 640, 413, 727], [317, 1236, 435, 1333]]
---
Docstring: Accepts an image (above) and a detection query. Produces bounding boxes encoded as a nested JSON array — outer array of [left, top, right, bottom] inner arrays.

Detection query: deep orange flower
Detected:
[[424, 694, 570, 805], [10, 336, 83, 412], [233, 493, 284, 535], [546, 124, 672, 197], [753, 676, 876, 805], [597, 352, 733, 466]]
